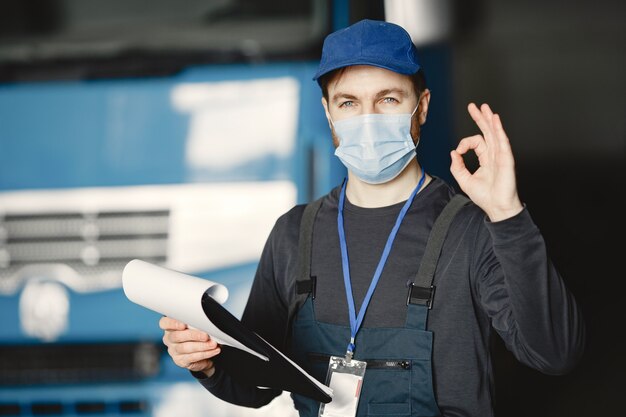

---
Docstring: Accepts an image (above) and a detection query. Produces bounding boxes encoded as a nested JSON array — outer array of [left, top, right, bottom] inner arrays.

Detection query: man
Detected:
[[160, 19, 584, 416]]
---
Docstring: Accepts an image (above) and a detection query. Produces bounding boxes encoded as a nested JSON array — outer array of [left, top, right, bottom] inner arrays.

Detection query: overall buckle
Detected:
[[296, 276, 317, 299], [406, 282, 436, 309]]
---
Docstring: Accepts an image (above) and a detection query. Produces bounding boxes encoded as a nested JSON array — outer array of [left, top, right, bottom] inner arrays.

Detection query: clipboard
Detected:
[[202, 293, 332, 403], [122, 259, 332, 403]]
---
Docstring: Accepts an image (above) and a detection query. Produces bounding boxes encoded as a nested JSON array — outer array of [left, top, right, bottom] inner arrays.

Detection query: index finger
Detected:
[[168, 328, 211, 343], [159, 316, 188, 331], [468, 103, 495, 140]]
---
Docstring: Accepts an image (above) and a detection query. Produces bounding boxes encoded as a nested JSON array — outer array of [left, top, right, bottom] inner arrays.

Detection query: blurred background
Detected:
[[0, 0, 623, 416]]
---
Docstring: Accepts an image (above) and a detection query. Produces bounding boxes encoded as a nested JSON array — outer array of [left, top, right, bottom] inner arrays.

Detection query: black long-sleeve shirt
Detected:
[[195, 177, 585, 416]]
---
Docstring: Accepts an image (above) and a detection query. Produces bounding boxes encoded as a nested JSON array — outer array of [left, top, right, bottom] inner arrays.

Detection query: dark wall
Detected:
[[449, 0, 624, 414]]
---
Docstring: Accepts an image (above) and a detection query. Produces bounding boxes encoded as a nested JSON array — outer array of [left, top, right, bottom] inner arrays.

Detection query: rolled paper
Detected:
[[122, 259, 268, 361]]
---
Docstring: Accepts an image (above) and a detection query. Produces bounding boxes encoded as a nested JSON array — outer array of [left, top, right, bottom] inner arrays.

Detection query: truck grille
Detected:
[[0, 209, 169, 293], [0, 342, 162, 386], [0, 399, 148, 415]]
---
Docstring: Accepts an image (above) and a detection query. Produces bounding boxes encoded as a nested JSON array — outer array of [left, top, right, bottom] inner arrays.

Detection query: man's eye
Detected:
[[339, 101, 354, 108], [382, 97, 399, 104]]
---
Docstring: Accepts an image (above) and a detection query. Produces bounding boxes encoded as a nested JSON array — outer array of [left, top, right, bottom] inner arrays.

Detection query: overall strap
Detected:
[[287, 196, 324, 330], [407, 194, 471, 310]]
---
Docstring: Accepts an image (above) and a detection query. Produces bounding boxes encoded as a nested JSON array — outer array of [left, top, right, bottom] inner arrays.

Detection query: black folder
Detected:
[[201, 292, 332, 403]]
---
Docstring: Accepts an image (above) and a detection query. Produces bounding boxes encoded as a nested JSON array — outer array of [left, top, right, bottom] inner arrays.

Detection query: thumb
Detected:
[[450, 150, 472, 186]]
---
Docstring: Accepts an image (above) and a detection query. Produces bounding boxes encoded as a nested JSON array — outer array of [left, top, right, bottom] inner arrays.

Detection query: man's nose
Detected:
[[359, 102, 377, 115]]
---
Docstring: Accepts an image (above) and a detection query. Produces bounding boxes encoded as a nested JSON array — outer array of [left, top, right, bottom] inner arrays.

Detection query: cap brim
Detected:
[[313, 58, 420, 82]]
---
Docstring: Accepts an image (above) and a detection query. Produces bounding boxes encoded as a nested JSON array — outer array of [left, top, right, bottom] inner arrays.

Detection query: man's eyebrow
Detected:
[[375, 88, 409, 99], [331, 92, 358, 103]]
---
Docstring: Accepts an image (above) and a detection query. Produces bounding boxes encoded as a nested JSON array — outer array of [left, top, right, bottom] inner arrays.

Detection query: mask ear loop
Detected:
[[410, 104, 420, 148]]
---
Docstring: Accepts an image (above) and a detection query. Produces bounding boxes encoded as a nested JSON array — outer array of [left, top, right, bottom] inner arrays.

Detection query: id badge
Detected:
[[318, 356, 367, 417]]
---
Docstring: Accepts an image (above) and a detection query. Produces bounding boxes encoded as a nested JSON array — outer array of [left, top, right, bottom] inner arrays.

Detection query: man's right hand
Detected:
[[159, 316, 221, 378]]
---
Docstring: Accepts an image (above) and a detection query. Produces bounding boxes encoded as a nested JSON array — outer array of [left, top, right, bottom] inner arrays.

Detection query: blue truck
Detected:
[[0, 1, 455, 415]]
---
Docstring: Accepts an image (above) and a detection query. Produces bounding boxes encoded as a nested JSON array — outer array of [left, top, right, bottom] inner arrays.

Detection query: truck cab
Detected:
[[0, 1, 454, 415]]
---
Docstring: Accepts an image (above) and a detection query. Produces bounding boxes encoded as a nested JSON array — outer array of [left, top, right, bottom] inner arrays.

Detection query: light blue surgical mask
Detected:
[[331, 106, 419, 184]]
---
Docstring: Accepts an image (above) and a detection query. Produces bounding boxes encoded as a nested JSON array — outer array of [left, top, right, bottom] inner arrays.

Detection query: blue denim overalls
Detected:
[[287, 192, 469, 417]]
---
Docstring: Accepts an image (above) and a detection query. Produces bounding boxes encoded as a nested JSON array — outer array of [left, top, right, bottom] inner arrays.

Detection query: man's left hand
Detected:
[[450, 103, 524, 222]]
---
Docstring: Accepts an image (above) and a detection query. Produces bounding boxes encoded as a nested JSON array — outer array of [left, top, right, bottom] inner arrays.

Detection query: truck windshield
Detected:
[[0, 0, 328, 80]]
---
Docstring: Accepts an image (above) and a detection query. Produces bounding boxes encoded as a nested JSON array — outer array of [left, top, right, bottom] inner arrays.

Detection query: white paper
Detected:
[[321, 373, 361, 416], [122, 259, 268, 361]]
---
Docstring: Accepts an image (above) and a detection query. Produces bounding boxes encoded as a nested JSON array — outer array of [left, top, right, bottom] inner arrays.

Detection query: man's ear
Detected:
[[321, 97, 332, 129], [418, 89, 431, 125]]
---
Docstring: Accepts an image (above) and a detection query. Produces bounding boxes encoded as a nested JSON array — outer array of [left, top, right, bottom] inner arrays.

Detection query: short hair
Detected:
[[318, 68, 427, 101]]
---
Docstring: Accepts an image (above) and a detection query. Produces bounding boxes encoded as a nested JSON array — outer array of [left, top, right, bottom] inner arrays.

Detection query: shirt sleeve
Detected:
[[192, 366, 281, 408], [474, 207, 586, 375], [193, 206, 303, 407]]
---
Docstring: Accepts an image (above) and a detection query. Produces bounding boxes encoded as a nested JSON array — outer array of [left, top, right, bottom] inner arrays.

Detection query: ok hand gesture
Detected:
[[450, 103, 524, 222]]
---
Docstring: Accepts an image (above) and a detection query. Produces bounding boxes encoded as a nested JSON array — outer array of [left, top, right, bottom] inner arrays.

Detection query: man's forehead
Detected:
[[328, 65, 414, 97]]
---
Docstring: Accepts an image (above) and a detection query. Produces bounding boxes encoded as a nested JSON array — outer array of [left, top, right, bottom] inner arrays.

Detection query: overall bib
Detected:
[[291, 297, 439, 416], [287, 187, 469, 417]]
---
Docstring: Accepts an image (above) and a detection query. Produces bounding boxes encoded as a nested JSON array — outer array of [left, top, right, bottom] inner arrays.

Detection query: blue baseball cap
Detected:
[[313, 19, 421, 83]]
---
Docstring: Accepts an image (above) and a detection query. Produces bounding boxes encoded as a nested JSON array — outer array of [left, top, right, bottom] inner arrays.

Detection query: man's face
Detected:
[[321, 65, 429, 147]]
